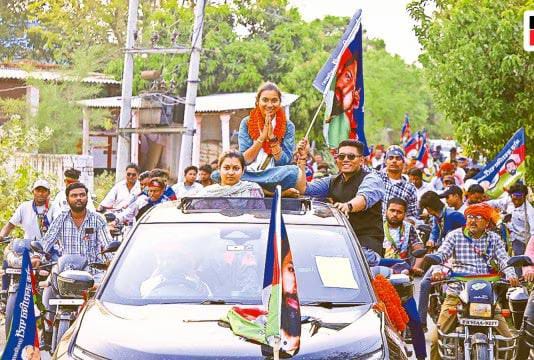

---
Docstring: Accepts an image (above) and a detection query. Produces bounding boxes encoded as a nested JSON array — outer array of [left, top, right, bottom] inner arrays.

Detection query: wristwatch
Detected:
[[269, 136, 279, 143], [346, 202, 353, 212]]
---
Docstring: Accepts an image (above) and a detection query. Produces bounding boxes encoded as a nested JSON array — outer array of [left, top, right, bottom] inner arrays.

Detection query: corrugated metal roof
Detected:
[[77, 92, 299, 111], [0, 67, 120, 85]]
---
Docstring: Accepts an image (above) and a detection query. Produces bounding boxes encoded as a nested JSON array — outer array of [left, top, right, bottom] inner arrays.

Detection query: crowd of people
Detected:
[[0, 81, 533, 359]]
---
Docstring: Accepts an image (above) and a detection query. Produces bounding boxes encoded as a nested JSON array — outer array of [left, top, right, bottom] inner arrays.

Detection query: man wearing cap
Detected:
[[375, 145, 419, 221], [441, 185, 467, 214], [429, 203, 519, 360], [487, 183, 534, 259], [0, 179, 52, 241], [118, 177, 170, 223], [0, 179, 51, 308], [49, 168, 95, 221]]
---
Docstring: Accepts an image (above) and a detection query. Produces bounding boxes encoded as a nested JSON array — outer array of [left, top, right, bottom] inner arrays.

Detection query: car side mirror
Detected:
[[424, 254, 442, 266], [30, 241, 44, 254], [104, 213, 117, 223], [102, 241, 120, 254], [507, 255, 533, 268]]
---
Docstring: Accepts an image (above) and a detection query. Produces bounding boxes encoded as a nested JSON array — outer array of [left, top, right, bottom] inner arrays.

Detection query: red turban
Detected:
[[464, 203, 494, 222], [149, 179, 165, 189]]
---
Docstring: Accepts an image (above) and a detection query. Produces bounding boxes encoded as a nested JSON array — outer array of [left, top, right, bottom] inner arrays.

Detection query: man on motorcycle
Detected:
[[38, 182, 113, 348], [418, 190, 466, 331], [0, 180, 51, 297], [429, 203, 519, 360]]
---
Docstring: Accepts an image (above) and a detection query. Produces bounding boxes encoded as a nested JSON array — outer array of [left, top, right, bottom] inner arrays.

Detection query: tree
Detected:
[[0, 116, 53, 236], [408, 0, 534, 181]]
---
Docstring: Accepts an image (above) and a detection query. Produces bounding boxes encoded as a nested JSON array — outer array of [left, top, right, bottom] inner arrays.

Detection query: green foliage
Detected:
[[94, 170, 116, 205], [0, 117, 53, 237], [6, 0, 445, 150], [408, 0, 534, 183], [29, 45, 113, 153]]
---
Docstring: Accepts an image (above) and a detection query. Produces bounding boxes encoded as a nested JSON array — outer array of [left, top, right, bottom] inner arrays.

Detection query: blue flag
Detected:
[[313, 10, 368, 154], [472, 128, 526, 198], [2, 249, 40, 360]]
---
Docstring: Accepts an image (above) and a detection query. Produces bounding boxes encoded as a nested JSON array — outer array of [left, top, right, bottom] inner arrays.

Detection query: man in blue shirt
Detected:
[[296, 139, 385, 254], [417, 190, 466, 331]]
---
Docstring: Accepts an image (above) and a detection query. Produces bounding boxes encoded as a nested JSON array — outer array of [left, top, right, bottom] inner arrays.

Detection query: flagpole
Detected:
[[273, 337, 281, 360], [304, 97, 326, 139]]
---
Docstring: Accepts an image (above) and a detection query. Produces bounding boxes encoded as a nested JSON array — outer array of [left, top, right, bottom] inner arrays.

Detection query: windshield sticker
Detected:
[[315, 256, 359, 289], [227, 245, 246, 251]]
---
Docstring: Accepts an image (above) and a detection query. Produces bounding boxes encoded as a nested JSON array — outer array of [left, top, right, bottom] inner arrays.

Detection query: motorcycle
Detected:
[[30, 240, 120, 352], [2, 238, 54, 337], [425, 254, 533, 360]]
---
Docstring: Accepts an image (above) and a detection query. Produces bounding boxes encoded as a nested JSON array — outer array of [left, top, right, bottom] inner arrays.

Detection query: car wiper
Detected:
[[302, 301, 366, 309]]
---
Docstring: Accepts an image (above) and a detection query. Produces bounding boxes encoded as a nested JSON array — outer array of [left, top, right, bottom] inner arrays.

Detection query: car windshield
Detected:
[[100, 223, 372, 306]]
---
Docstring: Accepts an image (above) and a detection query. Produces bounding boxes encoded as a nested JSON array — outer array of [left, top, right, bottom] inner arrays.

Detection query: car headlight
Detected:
[[469, 303, 492, 318], [72, 345, 108, 360]]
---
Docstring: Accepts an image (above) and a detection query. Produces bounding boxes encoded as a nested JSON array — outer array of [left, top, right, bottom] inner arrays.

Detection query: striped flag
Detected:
[[417, 129, 430, 167], [2, 249, 40, 360], [224, 186, 301, 355], [400, 113, 411, 144]]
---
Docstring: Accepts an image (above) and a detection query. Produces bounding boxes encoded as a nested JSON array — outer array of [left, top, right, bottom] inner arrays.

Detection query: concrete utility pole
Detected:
[[177, 0, 206, 182], [116, 0, 139, 182]]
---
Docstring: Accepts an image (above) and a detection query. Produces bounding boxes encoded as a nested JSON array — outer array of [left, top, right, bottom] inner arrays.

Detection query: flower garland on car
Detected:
[[372, 275, 409, 332]]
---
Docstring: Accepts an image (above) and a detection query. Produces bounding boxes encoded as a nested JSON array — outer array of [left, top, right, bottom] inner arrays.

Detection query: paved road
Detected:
[[0, 280, 433, 359]]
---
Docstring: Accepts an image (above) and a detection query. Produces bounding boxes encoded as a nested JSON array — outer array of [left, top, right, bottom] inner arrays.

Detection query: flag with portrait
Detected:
[[313, 10, 367, 154], [472, 128, 526, 198]]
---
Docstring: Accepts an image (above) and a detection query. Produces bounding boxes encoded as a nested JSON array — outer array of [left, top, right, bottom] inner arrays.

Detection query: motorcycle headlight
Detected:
[[469, 303, 492, 318]]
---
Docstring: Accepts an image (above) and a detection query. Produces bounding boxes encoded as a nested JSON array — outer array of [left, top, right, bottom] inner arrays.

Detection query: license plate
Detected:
[[49, 299, 84, 306], [459, 318, 498, 327], [6, 268, 21, 275]]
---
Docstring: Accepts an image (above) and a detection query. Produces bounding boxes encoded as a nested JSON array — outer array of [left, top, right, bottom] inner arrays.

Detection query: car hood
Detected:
[[70, 300, 386, 359]]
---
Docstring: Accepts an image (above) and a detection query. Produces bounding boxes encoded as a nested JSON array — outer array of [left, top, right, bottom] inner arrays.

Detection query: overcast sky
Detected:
[[290, 0, 422, 64]]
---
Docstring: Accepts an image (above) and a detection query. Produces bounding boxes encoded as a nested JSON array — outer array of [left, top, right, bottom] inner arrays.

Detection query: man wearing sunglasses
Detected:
[[298, 139, 385, 255], [49, 168, 95, 221], [97, 163, 141, 212]]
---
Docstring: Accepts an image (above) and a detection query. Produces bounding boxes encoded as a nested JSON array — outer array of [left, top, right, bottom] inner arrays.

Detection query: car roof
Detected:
[[139, 198, 345, 226]]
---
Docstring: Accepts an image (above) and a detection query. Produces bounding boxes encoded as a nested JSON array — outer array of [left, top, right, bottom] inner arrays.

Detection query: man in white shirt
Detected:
[[0, 179, 51, 241], [440, 185, 467, 214], [408, 168, 432, 202], [49, 168, 95, 221], [172, 165, 202, 197], [488, 183, 534, 258], [98, 163, 141, 211]]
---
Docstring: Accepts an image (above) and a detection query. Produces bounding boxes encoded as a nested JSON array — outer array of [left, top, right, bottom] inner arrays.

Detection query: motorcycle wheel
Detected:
[[472, 342, 489, 360], [55, 319, 71, 348]]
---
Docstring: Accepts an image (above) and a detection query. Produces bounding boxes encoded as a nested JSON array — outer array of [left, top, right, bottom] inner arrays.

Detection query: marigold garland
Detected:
[[372, 275, 409, 332], [247, 107, 287, 154]]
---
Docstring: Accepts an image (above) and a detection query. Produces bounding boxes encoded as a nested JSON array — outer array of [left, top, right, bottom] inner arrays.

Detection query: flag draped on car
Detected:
[[313, 10, 367, 154], [224, 186, 301, 356], [2, 249, 40, 360], [472, 128, 526, 198]]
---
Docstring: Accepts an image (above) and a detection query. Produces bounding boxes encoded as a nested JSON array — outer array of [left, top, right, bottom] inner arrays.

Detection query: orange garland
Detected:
[[247, 107, 287, 154], [372, 275, 409, 332]]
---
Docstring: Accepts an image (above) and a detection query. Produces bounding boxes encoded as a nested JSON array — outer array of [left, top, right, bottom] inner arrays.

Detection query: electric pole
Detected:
[[177, 0, 206, 182], [116, 0, 139, 182]]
